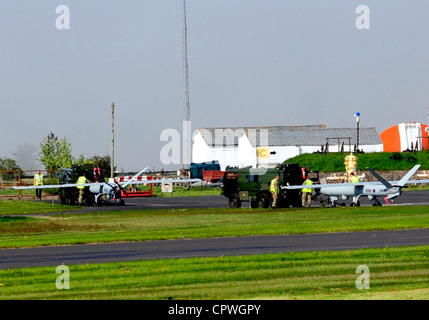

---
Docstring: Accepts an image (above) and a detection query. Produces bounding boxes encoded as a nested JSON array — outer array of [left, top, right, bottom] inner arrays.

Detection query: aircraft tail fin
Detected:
[[366, 167, 393, 188], [395, 164, 421, 187]]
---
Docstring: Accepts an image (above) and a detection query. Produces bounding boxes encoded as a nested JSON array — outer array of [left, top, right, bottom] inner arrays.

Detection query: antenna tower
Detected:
[[182, 0, 191, 167]]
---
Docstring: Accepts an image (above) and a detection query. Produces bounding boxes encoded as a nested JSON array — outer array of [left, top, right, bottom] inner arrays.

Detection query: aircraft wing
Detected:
[[117, 178, 202, 186], [12, 179, 202, 190], [12, 182, 106, 190], [281, 182, 366, 190], [282, 178, 429, 190], [393, 179, 429, 185]]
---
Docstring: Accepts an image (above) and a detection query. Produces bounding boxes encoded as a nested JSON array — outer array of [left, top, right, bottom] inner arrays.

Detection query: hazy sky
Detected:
[[1, 1, 428, 171]]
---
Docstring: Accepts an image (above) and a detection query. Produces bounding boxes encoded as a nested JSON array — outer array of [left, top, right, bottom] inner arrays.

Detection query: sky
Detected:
[[1, 1, 429, 172]]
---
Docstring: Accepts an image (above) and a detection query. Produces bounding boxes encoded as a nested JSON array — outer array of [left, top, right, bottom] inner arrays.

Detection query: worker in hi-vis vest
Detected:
[[349, 171, 360, 206], [301, 176, 314, 207], [33, 170, 44, 200], [270, 175, 280, 209], [77, 173, 88, 206]]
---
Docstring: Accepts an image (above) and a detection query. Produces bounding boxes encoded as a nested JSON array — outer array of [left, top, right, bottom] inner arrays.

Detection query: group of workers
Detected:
[[269, 169, 315, 209], [269, 165, 360, 209], [33, 170, 93, 205]]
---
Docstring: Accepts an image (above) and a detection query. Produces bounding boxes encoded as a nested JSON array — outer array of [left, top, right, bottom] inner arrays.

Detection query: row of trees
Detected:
[[0, 131, 114, 180]]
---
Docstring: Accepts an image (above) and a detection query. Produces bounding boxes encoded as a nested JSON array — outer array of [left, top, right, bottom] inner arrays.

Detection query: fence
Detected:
[[0, 169, 171, 200], [0, 170, 59, 200]]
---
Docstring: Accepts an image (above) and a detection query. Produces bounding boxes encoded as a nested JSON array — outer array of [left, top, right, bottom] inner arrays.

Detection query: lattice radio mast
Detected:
[[182, 0, 191, 168]]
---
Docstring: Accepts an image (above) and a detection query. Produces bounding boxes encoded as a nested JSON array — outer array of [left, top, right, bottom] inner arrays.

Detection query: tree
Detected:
[[86, 154, 116, 178], [0, 157, 22, 180], [39, 132, 73, 176]]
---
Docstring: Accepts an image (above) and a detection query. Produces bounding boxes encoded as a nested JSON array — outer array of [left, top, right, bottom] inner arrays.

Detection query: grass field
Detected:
[[0, 199, 428, 300], [0, 200, 77, 216]]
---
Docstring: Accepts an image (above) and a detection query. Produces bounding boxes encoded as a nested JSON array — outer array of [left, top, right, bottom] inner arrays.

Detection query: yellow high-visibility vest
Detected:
[[270, 178, 279, 193], [350, 176, 360, 183], [77, 176, 87, 189], [302, 179, 313, 193], [34, 174, 44, 186]]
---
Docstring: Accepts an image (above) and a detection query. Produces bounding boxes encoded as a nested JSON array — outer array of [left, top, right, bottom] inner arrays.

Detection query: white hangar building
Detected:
[[192, 125, 383, 170]]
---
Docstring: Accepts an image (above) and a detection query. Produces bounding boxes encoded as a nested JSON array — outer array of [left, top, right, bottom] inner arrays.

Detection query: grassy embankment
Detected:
[[285, 151, 429, 172]]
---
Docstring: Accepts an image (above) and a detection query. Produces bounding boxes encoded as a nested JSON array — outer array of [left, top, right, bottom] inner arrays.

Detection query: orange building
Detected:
[[380, 122, 429, 152]]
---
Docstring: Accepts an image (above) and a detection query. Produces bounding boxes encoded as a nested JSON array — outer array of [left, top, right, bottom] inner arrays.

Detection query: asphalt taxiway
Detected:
[[1, 228, 429, 269]]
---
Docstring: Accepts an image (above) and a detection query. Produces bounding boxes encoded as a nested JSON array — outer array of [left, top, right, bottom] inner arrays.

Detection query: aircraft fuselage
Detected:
[[319, 185, 401, 199]]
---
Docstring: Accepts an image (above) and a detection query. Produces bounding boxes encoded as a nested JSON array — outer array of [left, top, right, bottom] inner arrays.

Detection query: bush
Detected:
[[42, 177, 60, 195], [389, 153, 403, 162]]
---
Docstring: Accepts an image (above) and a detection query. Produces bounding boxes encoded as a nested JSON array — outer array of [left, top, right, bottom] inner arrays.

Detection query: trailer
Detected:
[[114, 175, 154, 198], [202, 169, 225, 183], [190, 161, 221, 179]]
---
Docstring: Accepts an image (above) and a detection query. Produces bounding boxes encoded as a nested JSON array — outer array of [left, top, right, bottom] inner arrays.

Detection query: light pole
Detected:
[[354, 112, 360, 153]]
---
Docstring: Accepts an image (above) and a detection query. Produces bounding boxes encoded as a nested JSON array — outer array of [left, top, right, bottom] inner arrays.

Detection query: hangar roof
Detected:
[[196, 125, 382, 147]]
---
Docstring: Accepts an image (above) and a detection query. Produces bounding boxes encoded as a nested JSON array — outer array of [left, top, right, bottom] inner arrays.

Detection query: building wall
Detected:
[[192, 132, 213, 163], [192, 132, 251, 170], [193, 130, 384, 170], [380, 123, 429, 152]]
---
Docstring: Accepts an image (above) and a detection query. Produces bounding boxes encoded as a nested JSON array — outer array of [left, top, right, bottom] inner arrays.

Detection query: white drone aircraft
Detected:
[[13, 167, 202, 206], [282, 164, 429, 207]]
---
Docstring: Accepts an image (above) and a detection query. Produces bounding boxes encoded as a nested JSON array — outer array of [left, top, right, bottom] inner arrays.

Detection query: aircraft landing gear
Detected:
[[331, 200, 346, 207], [372, 197, 382, 206], [328, 196, 346, 207]]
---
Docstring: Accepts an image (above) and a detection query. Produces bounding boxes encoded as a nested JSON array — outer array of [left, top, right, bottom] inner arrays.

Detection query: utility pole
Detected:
[[111, 102, 115, 179], [354, 112, 360, 153]]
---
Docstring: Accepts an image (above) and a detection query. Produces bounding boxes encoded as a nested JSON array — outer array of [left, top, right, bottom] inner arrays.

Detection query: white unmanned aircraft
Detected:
[[13, 167, 202, 206], [282, 164, 429, 207]]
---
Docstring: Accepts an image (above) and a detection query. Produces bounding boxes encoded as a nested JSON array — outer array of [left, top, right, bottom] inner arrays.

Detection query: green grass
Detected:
[[151, 185, 221, 197], [285, 151, 429, 172], [1, 246, 428, 299], [0, 200, 77, 215], [1, 204, 429, 248]]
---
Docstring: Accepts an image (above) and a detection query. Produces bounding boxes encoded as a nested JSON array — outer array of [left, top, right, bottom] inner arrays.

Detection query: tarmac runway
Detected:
[[1, 229, 429, 270], [1, 190, 429, 269]]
